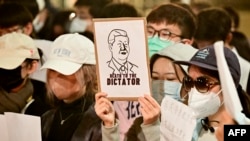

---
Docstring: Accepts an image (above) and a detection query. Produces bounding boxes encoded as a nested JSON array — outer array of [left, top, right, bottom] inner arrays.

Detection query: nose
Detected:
[[152, 31, 160, 38], [121, 43, 126, 50]]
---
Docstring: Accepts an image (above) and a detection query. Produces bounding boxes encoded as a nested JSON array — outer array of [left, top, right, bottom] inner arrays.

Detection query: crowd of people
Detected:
[[0, 0, 250, 141]]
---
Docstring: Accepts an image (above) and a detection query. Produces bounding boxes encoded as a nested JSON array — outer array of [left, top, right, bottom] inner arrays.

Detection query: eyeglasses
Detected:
[[183, 75, 220, 93], [147, 26, 182, 41]]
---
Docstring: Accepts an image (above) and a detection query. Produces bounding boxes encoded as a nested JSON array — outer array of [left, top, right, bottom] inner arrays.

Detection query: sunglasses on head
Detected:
[[183, 75, 220, 93]]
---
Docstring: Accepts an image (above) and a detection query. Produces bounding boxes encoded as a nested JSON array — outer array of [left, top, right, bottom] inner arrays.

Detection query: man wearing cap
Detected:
[[0, 32, 40, 114]]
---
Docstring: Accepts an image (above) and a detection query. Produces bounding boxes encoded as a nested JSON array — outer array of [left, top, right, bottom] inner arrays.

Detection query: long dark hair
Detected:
[[237, 85, 250, 118]]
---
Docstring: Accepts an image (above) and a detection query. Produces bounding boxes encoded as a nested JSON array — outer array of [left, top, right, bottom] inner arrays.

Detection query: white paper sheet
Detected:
[[3, 112, 42, 141], [214, 41, 250, 124], [0, 115, 9, 141], [160, 96, 196, 141]]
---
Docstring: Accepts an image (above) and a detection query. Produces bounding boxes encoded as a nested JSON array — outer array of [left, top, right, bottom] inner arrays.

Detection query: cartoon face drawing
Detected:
[[107, 29, 138, 75], [108, 29, 130, 63], [111, 35, 130, 61]]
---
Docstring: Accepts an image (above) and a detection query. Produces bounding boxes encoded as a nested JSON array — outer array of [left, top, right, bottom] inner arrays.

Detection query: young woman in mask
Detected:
[[146, 3, 196, 57], [41, 33, 102, 141], [174, 45, 250, 140], [95, 43, 198, 141], [69, 0, 111, 34], [150, 43, 198, 104]]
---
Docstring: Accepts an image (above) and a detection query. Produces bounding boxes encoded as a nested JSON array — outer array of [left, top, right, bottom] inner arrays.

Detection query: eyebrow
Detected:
[[152, 71, 176, 75], [147, 25, 172, 31], [202, 75, 219, 82], [117, 40, 128, 44]]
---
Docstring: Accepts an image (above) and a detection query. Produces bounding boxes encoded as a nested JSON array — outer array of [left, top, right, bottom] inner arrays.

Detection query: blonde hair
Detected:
[[46, 64, 97, 107]]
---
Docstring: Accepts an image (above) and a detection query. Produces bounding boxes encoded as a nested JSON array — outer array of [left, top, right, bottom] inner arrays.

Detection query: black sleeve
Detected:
[[125, 116, 145, 141]]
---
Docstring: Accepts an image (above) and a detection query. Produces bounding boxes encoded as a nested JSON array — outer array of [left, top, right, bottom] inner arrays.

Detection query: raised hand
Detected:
[[94, 92, 115, 127], [138, 94, 161, 125]]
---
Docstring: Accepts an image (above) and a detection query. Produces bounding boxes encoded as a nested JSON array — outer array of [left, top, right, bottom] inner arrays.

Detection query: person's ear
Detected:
[[27, 60, 39, 74], [23, 22, 33, 36], [181, 38, 194, 45], [108, 44, 113, 51], [225, 32, 233, 44], [223, 32, 233, 49]]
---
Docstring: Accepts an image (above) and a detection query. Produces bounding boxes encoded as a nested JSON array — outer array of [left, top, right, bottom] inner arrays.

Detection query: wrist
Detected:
[[104, 120, 115, 128]]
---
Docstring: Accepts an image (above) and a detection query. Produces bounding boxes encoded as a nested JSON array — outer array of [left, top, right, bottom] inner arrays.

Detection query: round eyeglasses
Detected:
[[147, 26, 183, 41]]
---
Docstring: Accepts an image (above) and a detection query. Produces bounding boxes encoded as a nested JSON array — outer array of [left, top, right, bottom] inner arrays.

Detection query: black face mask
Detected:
[[0, 66, 24, 92]]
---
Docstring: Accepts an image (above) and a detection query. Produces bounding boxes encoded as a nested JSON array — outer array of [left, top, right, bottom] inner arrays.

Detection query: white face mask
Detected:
[[152, 80, 182, 105], [69, 17, 89, 33], [188, 88, 222, 119]]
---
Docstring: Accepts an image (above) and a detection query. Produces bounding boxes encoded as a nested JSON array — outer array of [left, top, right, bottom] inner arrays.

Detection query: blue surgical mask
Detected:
[[151, 80, 182, 105], [148, 36, 175, 57]]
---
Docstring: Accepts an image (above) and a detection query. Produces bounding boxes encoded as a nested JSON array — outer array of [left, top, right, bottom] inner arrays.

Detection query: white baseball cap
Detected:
[[41, 33, 95, 75], [0, 32, 40, 69], [157, 43, 198, 62], [155, 43, 198, 72]]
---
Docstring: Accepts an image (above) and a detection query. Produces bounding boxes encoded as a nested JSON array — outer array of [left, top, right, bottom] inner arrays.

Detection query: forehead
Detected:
[[74, 6, 92, 19], [147, 22, 181, 34], [153, 57, 175, 72], [188, 65, 217, 80], [188, 65, 203, 77], [114, 36, 128, 41], [75, 6, 90, 13]]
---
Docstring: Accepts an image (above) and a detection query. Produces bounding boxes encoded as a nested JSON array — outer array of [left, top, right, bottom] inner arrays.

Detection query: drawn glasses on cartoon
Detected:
[[183, 75, 220, 93], [146, 26, 183, 41]]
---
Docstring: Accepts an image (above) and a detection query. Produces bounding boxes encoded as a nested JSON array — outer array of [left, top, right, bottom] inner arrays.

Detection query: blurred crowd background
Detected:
[[49, 0, 250, 38]]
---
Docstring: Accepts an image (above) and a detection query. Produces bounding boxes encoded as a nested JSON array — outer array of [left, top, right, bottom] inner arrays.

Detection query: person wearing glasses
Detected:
[[146, 3, 196, 57], [95, 43, 198, 141], [174, 45, 250, 140]]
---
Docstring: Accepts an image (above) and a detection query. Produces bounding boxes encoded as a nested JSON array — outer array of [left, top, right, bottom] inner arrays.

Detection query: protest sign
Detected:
[[93, 17, 151, 100]]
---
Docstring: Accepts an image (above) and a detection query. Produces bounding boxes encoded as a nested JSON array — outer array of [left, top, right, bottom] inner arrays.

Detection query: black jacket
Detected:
[[41, 100, 102, 141], [25, 79, 51, 116], [125, 116, 146, 141]]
